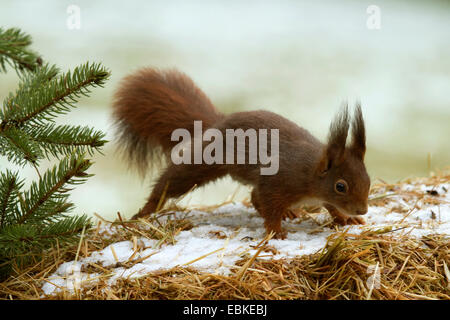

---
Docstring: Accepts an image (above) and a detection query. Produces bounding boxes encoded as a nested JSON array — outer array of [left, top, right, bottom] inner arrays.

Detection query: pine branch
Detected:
[[0, 64, 59, 136], [17, 153, 93, 225], [39, 215, 90, 241], [0, 224, 39, 265], [0, 170, 23, 228], [0, 26, 109, 278], [0, 214, 89, 271], [0, 126, 41, 166], [0, 62, 110, 127], [0, 215, 88, 246], [1, 64, 59, 115], [28, 123, 107, 159], [0, 27, 41, 73]]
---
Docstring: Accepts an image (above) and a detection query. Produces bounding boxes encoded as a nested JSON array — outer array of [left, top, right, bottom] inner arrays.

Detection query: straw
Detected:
[[1, 168, 449, 300]]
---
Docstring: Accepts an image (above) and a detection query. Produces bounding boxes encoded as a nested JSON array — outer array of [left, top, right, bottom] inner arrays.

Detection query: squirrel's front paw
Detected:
[[333, 215, 365, 226], [282, 209, 301, 220], [272, 230, 287, 240]]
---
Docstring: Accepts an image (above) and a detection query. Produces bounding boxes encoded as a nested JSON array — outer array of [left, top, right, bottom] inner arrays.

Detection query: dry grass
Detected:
[[1, 170, 449, 300], [47, 232, 450, 300]]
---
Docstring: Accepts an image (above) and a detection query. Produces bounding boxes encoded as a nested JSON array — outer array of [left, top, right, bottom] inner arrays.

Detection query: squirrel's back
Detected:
[[112, 68, 224, 173]]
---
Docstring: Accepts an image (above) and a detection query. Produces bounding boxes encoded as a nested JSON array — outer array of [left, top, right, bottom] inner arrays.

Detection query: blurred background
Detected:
[[1, 0, 449, 220]]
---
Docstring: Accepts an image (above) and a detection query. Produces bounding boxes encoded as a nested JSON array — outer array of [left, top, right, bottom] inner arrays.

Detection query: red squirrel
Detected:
[[112, 68, 370, 239]]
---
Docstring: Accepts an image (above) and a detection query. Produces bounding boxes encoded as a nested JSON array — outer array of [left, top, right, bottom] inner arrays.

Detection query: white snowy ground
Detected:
[[41, 180, 450, 296]]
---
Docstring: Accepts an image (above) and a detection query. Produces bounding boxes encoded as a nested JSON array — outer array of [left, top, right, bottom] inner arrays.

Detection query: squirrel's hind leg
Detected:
[[135, 163, 227, 219]]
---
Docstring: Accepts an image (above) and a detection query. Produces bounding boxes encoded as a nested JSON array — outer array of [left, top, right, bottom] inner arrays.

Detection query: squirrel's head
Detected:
[[316, 103, 370, 217]]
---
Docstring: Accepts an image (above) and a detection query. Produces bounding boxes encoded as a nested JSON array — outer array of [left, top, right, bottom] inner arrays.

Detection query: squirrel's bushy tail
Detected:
[[112, 68, 224, 174]]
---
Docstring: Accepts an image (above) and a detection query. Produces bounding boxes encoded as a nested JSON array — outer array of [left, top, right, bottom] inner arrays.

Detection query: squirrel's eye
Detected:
[[334, 179, 348, 194]]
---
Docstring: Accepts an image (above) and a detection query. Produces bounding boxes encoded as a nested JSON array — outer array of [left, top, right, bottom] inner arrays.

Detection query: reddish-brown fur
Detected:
[[112, 68, 371, 239]]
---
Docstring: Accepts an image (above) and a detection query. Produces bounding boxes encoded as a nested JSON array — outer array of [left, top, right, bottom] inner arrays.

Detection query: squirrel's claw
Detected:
[[272, 230, 287, 240], [282, 209, 301, 220], [332, 214, 365, 226]]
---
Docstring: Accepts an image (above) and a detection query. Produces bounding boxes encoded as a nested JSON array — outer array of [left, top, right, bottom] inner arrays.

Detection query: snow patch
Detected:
[[41, 182, 449, 296]]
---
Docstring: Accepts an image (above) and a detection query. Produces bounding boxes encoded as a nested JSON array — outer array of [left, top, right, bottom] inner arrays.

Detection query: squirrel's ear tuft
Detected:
[[350, 102, 366, 160], [318, 103, 349, 175]]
